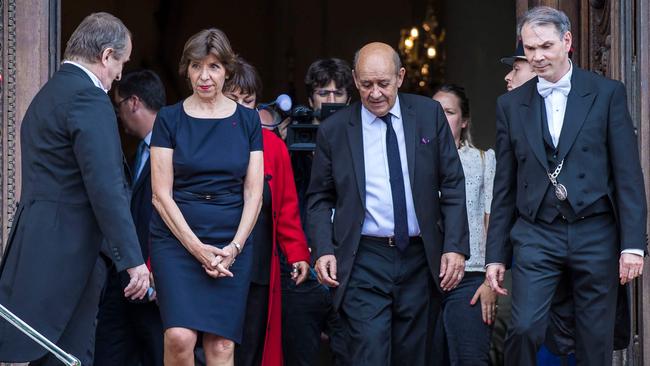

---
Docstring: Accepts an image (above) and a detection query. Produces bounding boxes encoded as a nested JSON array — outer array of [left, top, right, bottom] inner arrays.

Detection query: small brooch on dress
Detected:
[[421, 137, 432, 144]]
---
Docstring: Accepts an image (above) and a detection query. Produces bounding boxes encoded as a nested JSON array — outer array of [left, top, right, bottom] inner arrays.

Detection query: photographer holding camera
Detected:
[[281, 58, 353, 366]]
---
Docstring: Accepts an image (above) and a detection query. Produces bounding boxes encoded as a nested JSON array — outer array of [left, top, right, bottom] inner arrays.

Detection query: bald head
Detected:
[[353, 42, 402, 74], [352, 42, 405, 117]]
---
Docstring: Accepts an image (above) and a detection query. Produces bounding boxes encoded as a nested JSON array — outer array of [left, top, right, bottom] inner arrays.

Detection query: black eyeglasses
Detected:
[[314, 89, 347, 98], [114, 95, 132, 113]]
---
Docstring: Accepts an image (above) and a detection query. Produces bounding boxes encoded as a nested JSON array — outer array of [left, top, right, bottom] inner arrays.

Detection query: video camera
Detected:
[[286, 103, 346, 152]]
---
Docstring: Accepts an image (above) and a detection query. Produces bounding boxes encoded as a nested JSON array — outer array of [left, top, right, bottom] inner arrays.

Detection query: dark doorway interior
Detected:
[[62, 0, 515, 151]]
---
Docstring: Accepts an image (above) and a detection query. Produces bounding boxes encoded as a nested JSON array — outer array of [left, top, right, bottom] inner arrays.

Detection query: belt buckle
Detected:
[[387, 237, 396, 247]]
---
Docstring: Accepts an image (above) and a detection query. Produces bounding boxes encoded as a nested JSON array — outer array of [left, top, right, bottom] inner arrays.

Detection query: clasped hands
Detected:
[[194, 242, 238, 278]]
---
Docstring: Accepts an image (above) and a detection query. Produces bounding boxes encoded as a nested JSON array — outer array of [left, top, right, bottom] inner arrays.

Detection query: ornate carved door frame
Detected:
[[0, 0, 59, 253], [585, 1, 650, 364]]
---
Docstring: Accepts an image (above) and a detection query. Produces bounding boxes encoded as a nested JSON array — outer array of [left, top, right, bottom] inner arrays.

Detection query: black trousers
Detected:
[[339, 237, 438, 366], [506, 214, 619, 366], [281, 274, 349, 366], [235, 283, 269, 366], [94, 267, 164, 366], [434, 272, 492, 366]]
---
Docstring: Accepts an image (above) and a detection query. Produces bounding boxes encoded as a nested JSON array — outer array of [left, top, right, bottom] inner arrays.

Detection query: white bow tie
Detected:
[[537, 77, 571, 98]]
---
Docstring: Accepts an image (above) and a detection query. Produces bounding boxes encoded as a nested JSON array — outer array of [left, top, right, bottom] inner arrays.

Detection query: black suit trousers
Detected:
[[339, 237, 439, 366], [506, 213, 619, 366], [94, 267, 164, 366]]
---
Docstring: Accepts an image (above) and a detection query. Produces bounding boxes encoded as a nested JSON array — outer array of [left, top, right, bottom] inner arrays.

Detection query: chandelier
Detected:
[[398, 2, 445, 95]]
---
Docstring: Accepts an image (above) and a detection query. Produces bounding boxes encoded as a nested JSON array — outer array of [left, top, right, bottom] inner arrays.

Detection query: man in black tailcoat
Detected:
[[0, 12, 150, 365]]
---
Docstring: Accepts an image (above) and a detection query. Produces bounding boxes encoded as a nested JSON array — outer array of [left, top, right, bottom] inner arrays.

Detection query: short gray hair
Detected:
[[517, 6, 571, 39], [64, 12, 131, 63], [353, 46, 403, 75]]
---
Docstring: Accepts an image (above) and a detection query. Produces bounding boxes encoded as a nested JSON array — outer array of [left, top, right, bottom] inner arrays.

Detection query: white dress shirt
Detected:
[[541, 63, 572, 147], [62, 61, 108, 93], [361, 96, 420, 237]]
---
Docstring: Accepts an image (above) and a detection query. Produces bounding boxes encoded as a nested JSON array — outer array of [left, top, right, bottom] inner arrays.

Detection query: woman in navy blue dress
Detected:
[[149, 28, 263, 366]]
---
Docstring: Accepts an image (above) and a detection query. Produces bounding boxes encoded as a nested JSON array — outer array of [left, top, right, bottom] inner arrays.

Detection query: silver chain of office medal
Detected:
[[547, 159, 567, 201]]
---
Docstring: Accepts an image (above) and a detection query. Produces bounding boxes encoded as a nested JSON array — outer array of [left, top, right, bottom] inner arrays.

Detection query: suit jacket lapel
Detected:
[[520, 79, 549, 170], [556, 68, 596, 162], [122, 153, 133, 184], [346, 104, 366, 207], [400, 97, 416, 189]]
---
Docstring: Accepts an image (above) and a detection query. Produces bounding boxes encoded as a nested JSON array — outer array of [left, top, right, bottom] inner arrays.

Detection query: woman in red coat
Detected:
[[225, 56, 311, 366]]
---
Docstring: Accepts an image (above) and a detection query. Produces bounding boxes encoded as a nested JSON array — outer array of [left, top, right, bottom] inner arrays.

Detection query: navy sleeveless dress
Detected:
[[149, 101, 262, 343]]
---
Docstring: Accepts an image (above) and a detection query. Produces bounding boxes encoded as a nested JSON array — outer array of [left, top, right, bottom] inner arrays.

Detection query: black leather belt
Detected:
[[175, 190, 242, 201], [360, 235, 423, 247]]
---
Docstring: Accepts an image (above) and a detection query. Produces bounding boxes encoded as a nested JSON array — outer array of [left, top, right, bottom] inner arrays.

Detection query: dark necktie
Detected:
[[132, 140, 147, 185], [380, 114, 409, 251]]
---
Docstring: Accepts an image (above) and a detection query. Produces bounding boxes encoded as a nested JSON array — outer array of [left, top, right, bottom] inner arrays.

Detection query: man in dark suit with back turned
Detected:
[[306, 42, 469, 365], [486, 6, 647, 366], [95, 69, 166, 366], [0, 12, 150, 366]]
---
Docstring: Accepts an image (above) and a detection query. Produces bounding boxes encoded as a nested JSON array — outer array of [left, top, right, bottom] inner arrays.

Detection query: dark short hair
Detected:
[[433, 83, 473, 146], [116, 69, 166, 112], [64, 12, 131, 63], [223, 56, 262, 97], [304, 58, 353, 100], [517, 6, 571, 39], [178, 28, 236, 79]]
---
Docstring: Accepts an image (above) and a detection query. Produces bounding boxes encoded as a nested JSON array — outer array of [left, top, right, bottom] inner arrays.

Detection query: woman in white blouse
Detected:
[[433, 84, 496, 365]]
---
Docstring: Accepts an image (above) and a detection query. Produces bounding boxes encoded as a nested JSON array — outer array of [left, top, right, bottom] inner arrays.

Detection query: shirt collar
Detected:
[[539, 60, 573, 88], [62, 60, 108, 93], [361, 95, 402, 125], [143, 131, 152, 147], [458, 142, 470, 152]]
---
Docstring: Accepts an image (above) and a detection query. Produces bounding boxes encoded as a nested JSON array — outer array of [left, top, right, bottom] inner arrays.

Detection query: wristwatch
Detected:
[[231, 241, 242, 255]]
